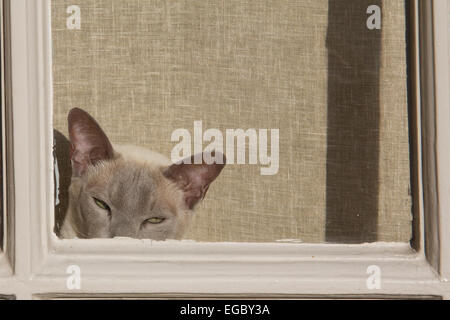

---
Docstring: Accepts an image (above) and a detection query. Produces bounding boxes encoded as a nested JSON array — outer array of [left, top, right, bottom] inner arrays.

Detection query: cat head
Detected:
[[66, 108, 225, 240]]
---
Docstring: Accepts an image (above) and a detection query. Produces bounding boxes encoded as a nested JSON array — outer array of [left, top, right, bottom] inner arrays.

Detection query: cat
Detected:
[[59, 108, 225, 240]]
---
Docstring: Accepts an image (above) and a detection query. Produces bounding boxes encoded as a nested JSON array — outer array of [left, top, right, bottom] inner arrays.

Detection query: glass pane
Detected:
[[52, 0, 412, 243]]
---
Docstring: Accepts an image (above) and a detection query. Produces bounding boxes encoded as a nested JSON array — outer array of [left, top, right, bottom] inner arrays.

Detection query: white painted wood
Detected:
[[433, 0, 450, 280], [418, 0, 440, 270], [0, 255, 11, 277], [10, 0, 33, 281], [0, 0, 5, 255], [412, 0, 425, 255], [0, 0, 4, 251], [0, 0, 12, 278], [1, 0, 450, 299]]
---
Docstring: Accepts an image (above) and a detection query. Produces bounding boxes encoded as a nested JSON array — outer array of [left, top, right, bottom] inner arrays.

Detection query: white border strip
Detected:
[[2, 0, 450, 299], [433, 0, 450, 279]]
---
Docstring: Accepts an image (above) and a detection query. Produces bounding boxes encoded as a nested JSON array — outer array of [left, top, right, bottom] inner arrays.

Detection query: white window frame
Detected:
[[1, 0, 450, 299], [0, 0, 13, 280]]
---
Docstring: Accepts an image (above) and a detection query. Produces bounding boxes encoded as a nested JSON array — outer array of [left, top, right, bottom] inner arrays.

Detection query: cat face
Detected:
[[64, 108, 225, 239]]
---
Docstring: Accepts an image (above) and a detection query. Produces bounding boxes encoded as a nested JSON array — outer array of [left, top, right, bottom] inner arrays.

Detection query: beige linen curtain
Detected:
[[52, 0, 412, 243]]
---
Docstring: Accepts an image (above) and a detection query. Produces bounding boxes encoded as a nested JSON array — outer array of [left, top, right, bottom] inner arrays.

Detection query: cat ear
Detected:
[[68, 108, 114, 177], [164, 151, 226, 210]]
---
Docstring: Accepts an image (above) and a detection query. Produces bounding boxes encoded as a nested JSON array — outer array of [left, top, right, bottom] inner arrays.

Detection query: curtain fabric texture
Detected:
[[52, 0, 411, 243]]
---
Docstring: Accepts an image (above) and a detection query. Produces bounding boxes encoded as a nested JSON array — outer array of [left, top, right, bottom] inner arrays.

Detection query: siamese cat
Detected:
[[59, 108, 225, 240]]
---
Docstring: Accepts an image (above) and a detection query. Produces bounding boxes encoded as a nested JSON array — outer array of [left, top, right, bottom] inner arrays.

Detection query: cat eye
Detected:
[[93, 197, 111, 212], [144, 217, 165, 224]]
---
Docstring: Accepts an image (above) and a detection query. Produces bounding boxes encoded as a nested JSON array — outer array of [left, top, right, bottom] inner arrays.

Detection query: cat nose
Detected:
[[111, 220, 141, 238]]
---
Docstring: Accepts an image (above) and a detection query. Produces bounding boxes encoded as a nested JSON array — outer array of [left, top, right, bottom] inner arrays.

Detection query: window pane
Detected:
[[52, 0, 412, 243]]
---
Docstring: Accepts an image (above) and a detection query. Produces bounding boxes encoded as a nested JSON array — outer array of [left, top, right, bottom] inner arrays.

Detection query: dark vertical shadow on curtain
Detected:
[[53, 130, 72, 238], [325, 0, 381, 243], [404, 0, 420, 251]]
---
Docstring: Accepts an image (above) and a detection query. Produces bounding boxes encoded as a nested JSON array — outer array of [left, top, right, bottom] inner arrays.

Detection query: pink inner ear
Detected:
[[68, 108, 114, 177], [164, 152, 226, 209]]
